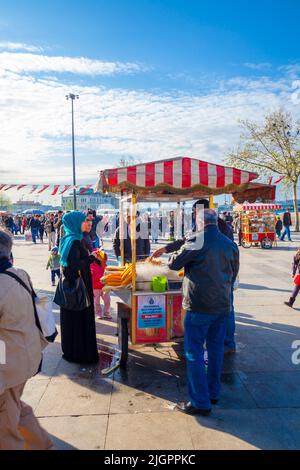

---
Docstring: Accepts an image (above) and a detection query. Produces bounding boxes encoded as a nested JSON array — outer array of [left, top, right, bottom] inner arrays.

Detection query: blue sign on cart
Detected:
[[137, 295, 166, 329]]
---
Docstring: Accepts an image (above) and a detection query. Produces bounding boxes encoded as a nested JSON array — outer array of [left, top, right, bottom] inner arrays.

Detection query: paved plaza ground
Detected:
[[12, 234, 300, 450]]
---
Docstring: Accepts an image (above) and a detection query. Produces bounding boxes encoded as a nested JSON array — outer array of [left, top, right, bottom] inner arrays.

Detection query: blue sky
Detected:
[[1, 0, 300, 202]]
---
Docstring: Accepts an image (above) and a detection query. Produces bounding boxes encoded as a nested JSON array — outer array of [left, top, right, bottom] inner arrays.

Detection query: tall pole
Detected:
[[66, 93, 79, 210], [71, 98, 76, 210]]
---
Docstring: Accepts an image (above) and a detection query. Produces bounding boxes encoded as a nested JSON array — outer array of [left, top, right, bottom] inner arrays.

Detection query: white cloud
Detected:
[[0, 54, 299, 205], [0, 52, 146, 76], [244, 62, 272, 70], [0, 41, 43, 52]]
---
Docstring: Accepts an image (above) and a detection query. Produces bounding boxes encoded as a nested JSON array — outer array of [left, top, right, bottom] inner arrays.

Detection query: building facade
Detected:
[[12, 200, 62, 214], [61, 189, 119, 212]]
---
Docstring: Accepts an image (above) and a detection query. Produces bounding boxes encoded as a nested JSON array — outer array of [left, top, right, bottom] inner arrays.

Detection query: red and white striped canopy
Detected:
[[235, 203, 282, 211], [97, 157, 258, 194]]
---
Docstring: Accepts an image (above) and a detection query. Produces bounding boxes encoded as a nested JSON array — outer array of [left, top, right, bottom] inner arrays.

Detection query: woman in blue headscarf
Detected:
[[59, 211, 99, 364]]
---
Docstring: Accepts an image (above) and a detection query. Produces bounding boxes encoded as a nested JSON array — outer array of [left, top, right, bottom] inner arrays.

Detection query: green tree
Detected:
[[64, 200, 74, 211], [226, 109, 300, 231], [0, 193, 12, 210]]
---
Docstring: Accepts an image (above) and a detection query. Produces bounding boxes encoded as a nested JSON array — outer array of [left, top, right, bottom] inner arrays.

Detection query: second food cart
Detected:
[[234, 203, 282, 249]]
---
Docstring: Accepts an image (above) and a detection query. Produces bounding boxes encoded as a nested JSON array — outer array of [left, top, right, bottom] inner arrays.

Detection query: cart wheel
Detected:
[[241, 238, 251, 248], [261, 237, 273, 249], [118, 317, 128, 367]]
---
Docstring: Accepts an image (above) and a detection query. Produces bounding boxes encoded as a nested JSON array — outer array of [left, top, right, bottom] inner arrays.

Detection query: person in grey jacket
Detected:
[[168, 209, 239, 415]]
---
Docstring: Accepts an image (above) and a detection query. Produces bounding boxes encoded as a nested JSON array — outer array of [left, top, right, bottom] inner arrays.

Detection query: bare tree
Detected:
[[226, 109, 300, 231], [118, 156, 143, 167]]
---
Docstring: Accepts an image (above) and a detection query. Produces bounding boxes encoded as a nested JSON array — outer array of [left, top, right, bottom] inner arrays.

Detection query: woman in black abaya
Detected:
[[59, 211, 99, 364]]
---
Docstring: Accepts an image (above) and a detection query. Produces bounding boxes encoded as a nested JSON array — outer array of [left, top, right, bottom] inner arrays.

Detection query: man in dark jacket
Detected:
[[281, 209, 292, 241], [113, 214, 150, 263], [151, 198, 236, 353], [29, 215, 41, 244], [168, 209, 239, 415]]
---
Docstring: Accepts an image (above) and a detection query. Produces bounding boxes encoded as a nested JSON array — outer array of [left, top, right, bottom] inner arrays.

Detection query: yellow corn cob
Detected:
[[121, 266, 132, 281]]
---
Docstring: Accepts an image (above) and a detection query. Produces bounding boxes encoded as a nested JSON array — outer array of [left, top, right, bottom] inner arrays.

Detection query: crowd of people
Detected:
[[1, 200, 300, 448]]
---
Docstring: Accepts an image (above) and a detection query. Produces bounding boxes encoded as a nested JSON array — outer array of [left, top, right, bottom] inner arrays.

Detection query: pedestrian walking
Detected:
[[0, 229, 54, 450], [275, 216, 283, 239], [281, 209, 292, 241], [168, 210, 239, 415], [46, 247, 61, 286], [45, 214, 56, 250], [29, 215, 41, 244], [284, 247, 300, 308], [38, 216, 45, 243]]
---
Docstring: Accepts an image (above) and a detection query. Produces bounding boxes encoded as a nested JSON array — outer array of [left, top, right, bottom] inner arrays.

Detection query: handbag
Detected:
[[3, 271, 57, 343], [54, 272, 91, 311], [294, 275, 300, 286]]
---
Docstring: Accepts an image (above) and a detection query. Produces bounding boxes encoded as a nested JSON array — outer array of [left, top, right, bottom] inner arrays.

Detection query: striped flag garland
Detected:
[[37, 185, 50, 194], [273, 176, 285, 185], [0, 184, 93, 195], [30, 185, 39, 194], [60, 185, 72, 195], [79, 184, 93, 195], [4, 184, 17, 191], [51, 185, 60, 196]]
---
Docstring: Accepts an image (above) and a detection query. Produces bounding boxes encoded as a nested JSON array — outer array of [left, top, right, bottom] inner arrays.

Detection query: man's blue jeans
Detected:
[[184, 312, 228, 410], [31, 228, 38, 243], [281, 225, 291, 241], [224, 287, 236, 351]]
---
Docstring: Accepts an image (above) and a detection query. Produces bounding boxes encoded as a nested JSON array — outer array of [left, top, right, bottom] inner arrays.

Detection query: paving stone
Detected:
[[105, 412, 194, 450], [35, 377, 112, 417], [239, 371, 300, 408], [22, 379, 51, 411], [39, 415, 108, 450], [188, 408, 299, 450]]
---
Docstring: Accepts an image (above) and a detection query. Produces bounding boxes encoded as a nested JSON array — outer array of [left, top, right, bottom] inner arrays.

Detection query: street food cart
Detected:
[[234, 203, 282, 249], [96, 157, 275, 366]]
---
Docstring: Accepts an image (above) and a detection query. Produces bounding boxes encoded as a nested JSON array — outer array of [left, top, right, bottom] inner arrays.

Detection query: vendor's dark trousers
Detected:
[[225, 287, 236, 351], [184, 312, 227, 410]]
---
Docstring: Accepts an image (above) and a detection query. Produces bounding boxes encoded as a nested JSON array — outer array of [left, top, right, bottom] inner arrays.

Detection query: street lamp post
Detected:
[[66, 93, 79, 210]]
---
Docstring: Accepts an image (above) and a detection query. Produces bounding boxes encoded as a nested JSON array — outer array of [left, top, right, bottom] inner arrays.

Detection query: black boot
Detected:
[[284, 297, 295, 308]]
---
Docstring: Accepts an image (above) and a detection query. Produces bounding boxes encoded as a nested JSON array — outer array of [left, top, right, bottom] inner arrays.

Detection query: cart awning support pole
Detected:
[[131, 192, 137, 344], [209, 194, 214, 209], [120, 196, 125, 265]]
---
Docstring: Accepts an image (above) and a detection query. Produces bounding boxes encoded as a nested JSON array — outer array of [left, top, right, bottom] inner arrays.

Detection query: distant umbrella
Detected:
[[22, 209, 45, 215]]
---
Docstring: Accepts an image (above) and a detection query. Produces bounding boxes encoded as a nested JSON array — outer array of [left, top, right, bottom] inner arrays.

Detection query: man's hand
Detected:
[[151, 247, 166, 258]]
